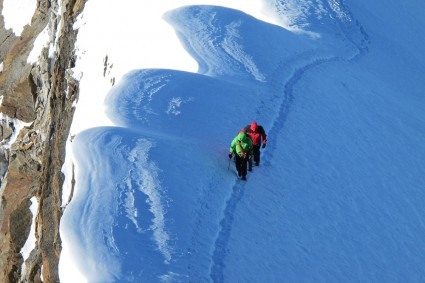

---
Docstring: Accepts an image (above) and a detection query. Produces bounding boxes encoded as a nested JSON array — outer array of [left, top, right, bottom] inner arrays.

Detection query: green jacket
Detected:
[[230, 132, 253, 157]]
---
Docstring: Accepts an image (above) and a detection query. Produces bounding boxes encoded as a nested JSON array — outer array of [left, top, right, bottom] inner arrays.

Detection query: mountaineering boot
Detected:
[[238, 171, 242, 177], [241, 176, 247, 181], [255, 161, 259, 166]]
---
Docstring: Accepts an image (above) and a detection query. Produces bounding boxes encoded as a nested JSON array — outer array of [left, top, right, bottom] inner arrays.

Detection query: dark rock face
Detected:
[[0, 0, 87, 282]]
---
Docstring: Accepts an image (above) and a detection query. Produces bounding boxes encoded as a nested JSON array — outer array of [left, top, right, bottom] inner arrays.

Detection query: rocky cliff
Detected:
[[0, 0, 86, 282]]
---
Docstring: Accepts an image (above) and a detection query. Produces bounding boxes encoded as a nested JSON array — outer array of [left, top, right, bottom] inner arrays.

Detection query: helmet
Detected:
[[250, 122, 258, 131]]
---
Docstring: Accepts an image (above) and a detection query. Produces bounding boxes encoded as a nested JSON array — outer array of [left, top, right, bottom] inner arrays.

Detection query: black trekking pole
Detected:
[[228, 157, 231, 170]]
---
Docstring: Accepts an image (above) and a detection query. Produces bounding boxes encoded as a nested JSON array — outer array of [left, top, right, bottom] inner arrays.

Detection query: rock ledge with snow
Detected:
[[0, 0, 86, 282]]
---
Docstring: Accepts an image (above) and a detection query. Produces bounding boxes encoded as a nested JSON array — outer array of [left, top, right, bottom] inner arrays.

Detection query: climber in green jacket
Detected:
[[229, 131, 253, 181]]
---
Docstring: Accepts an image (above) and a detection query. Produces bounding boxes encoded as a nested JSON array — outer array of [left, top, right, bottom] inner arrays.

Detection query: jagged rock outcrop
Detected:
[[0, 0, 86, 282]]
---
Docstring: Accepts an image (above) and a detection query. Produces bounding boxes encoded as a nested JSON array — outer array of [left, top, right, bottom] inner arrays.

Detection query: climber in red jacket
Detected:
[[243, 122, 267, 171]]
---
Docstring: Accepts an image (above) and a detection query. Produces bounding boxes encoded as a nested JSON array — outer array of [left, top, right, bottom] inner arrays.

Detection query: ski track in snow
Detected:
[[207, 2, 369, 281], [207, 56, 338, 282], [209, 182, 245, 282]]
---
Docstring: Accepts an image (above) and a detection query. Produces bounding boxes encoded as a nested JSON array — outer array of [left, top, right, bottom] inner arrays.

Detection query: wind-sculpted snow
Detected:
[[64, 4, 367, 282], [105, 69, 267, 139], [62, 2, 425, 282], [264, 0, 354, 34], [164, 6, 315, 81], [262, 0, 369, 57], [62, 128, 171, 282], [64, 126, 240, 282]]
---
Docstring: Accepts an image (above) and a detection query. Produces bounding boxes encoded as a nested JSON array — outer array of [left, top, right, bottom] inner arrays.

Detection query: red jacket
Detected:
[[243, 124, 267, 146]]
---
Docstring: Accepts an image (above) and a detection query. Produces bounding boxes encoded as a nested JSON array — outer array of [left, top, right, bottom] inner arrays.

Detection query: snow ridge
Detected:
[[62, 0, 378, 281]]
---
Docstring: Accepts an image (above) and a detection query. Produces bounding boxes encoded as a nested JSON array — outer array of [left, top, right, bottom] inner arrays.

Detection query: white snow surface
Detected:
[[27, 26, 50, 64], [2, 0, 37, 36], [20, 197, 38, 278], [56, 0, 425, 282]]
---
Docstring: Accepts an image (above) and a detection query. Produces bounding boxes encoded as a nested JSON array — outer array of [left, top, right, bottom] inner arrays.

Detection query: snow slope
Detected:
[[60, 0, 425, 282]]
